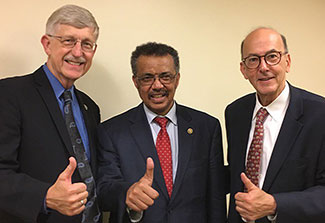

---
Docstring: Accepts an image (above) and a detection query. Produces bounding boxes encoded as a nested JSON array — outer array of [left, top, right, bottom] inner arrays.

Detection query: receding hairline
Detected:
[[241, 27, 288, 59]]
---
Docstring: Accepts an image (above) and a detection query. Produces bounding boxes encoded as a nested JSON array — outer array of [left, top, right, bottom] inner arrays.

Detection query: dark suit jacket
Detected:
[[97, 103, 227, 223], [0, 67, 100, 223], [225, 84, 325, 223]]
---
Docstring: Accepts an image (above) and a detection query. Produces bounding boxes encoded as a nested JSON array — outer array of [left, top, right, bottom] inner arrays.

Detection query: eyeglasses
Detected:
[[136, 73, 178, 86], [47, 34, 97, 52], [242, 51, 288, 69]]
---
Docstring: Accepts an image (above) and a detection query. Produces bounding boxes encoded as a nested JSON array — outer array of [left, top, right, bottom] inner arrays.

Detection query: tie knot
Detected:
[[62, 90, 72, 103], [256, 108, 268, 123], [154, 117, 169, 128]]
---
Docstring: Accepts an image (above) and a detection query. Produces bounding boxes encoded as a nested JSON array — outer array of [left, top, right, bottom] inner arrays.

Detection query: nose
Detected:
[[258, 57, 269, 73], [71, 41, 83, 57], [151, 76, 164, 89]]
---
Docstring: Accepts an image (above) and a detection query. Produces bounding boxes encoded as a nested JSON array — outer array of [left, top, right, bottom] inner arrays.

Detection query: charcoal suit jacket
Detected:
[[97, 103, 227, 223], [0, 67, 100, 223], [226, 84, 325, 223]]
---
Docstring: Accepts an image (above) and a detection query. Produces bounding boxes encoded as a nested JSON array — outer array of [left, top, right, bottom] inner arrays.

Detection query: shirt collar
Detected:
[[253, 81, 290, 122], [43, 63, 76, 101], [143, 101, 177, 126]]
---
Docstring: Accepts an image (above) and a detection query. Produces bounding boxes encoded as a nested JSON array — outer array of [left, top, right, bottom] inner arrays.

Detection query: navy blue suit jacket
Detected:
[[226, 84, 325, 223], [0, 67, 100, 223], [97, 103, 227, 223]]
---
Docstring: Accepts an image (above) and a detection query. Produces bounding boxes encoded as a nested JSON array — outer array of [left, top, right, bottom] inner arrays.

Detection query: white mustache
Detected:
[[64, 55, 86, 63]]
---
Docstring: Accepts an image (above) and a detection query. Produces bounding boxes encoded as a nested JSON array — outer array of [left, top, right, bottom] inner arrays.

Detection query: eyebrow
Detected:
[[142, 72, 171, 76], [246, 49, 279, 57], [60, 35, 94, 42]]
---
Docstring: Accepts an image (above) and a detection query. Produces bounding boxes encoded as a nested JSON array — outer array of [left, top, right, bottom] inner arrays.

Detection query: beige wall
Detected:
[[1, 0, 325, 157]]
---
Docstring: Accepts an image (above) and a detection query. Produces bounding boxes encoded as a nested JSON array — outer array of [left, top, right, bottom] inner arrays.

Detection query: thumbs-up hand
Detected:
[[46, 157, 88, 216], [234, 173, 277, 221], [126, 157, 159, 212]]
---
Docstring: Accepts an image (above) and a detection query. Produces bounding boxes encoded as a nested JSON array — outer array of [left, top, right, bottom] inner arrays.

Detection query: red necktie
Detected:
[[245, 108, 269, 188], [154, 117, 173, 197]]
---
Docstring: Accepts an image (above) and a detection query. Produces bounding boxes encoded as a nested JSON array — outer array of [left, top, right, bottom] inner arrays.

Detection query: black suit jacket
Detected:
[[0, 67, 100, 223], [226, 84, 325, 223], [97, 103, 227, 223]]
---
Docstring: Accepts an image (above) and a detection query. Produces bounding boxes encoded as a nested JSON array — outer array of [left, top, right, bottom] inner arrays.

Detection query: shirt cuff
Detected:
[[267, 212, 277, 222], [42, 197, 51, 214], [241, 217, 254, 222], [126, 207, 143, 222], [241, 214, 277, 223]]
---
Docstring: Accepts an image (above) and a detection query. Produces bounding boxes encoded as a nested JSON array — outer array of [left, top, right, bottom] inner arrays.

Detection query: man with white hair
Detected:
[[0, 5, 101, 223]]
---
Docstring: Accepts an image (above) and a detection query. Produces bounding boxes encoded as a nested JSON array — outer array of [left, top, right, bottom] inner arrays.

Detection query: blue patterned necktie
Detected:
[[62, 90, 100, 223]]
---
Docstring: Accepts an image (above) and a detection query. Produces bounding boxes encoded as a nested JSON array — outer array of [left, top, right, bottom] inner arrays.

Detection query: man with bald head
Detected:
[[226, 27, 325, 223]]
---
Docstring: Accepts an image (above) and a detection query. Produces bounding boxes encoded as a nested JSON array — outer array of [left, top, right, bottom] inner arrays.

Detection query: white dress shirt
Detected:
[[143, 102, 178, 181], [244, 82, 290, 223], [246, 82, 290, 188], [127, 102, 178, 222]]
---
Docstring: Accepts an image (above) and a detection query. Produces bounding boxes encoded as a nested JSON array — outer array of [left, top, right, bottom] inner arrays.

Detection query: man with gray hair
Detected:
[[226, 27, 325, 222], [0, 5, 101, 223]]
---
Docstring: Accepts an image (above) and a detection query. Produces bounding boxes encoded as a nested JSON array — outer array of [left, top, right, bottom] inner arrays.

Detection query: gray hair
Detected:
[[46, 4, 99, 40]]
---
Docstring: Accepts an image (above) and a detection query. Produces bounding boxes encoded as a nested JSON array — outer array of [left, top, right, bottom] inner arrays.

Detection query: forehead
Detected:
[[53, 24, 96, 41], [243, 29, 284, 56], [136, 55, 175, 73]]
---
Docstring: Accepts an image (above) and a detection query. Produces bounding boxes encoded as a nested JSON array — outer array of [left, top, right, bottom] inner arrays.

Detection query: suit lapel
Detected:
[[262, 85, 304, 191], [170, 104, 194, 202], [231, 95, 256, 191], [33, 67, 74, 156], [129, 104, 170, 199]]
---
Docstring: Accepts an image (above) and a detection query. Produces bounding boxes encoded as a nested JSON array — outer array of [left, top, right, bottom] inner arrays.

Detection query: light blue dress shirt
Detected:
[[42, 64, 90, 160]]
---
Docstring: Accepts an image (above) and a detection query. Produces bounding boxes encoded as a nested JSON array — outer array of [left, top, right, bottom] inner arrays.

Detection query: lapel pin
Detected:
[[84, 104, 88, 111], [187, 128, 193, 134]]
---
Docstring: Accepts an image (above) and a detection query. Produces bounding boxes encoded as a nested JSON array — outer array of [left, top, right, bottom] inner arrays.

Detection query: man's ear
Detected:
[[41, 35, 51, 56], [240, 62, 249, 80], [132, 75, 139, 89], [175, 73, 180, 88], [285, 54, 291, 73]]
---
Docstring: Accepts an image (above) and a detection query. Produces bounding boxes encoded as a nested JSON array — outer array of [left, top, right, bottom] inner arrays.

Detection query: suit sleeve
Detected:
[[207, 119, 227, 223], [273, 137, 325, 223], [96, 124, 132, 221], [0, 82, 50, 222]]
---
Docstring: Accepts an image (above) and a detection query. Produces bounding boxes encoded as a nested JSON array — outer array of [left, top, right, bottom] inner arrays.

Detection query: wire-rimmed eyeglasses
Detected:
[[136, 73, 178, 86], [47, 34, 97, 52]]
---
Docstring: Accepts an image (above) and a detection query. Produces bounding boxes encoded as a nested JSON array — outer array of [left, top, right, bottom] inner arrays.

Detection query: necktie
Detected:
[[62, 90, 101, 223], [154, 117, 173, 197], [245, 108, 269, 188]]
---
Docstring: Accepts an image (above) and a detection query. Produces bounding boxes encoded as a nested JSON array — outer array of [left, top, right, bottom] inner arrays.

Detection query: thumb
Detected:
[[59, 157, 77, 183], [241, 172, 257, 192], [143, 157, 154, 185]]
